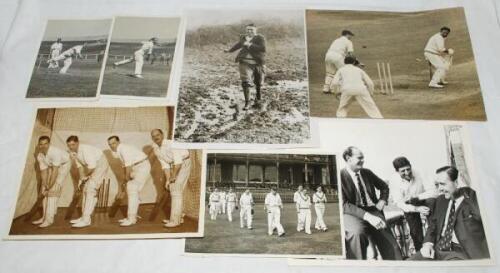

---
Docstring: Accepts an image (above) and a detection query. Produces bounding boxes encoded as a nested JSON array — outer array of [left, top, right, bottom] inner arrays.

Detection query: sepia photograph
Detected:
[[100, 16, 181, 98], [25, 19, 111, 99], [8, 106, 204, 239], [333, 123, 491, 262], [174, 9, 311, 145], [306, 7, 486, 121], [185, 152, 343, 257]]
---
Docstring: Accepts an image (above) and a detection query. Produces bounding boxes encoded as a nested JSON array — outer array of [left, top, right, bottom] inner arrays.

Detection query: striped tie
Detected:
[[437, 200, 456, 251]]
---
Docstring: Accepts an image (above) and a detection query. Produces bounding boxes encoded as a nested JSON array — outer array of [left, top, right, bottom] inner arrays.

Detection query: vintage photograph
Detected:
[[185, 153, 343, 257], [99, 16, 181, 98], [174, 9, 311, 145], [8, 106, 204, 239], [306, 7, 486, 121], [25, 19, 111, 99], [334, 123, 491, 262]]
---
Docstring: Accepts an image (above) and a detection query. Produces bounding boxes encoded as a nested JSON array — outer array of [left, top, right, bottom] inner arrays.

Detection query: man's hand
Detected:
[[420, 243, 435, 259], [77, 177, 88, 190], [363, 213, 386, 230], [375, 200, 386, 211], [223, 49, 230, 53], [416, 206, 430, 216]]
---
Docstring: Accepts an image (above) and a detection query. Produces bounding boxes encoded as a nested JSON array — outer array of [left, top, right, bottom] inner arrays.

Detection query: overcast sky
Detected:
[[43, 19, 112, 41], [111, 17, 180, 42], [185, 9, 303, 31]]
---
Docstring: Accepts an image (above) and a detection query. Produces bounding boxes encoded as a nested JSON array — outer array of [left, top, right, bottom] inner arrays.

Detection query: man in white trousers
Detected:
[[296, 188, 312, 235], [332, 56, 383, 119], [313, 185, 328, 231], [265, 187, 285, 236], [293, 185, 303, 231], [239, 188, 254, 229], [424, 26, 453, 88], [32, 136, 71, 228], [113, 37, 159, 78], [49, 44, 85, 74], [107, 135, 151, 227], [323, 30, 355, 93], [226, 188, 238, 222], [150, 129, 191, 228], [66, 136, 109, 228], [220, 190, 227, 214], [209, 188, 221, 220], [48, 38, 63, 68]]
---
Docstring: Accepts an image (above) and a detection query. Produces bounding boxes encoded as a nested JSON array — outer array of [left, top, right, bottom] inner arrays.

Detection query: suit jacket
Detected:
[[228, 34, 266, 65], [340, 167, 389, 219], [424, 187, 489, 259]]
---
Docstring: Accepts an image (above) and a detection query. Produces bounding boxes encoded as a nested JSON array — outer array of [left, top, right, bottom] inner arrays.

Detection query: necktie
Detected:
[[437, 199, 456, 251], [356, 173, 368, 206]]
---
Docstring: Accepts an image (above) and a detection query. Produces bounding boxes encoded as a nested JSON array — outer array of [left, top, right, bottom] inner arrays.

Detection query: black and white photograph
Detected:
[[25, 19, 111, 99], [174, 9, 311, 145], [306, 7, 487, 121], [332, 123, 491, 262], [185, 152, 343, 257], [7, 106, 204, 239], [100, 16, 181, 98]]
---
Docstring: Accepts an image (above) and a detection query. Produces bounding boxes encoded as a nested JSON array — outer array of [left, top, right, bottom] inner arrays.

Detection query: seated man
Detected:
[[410, 166, 490, 260], [389, 156, 438, 251], [341, 146, 402, 260]]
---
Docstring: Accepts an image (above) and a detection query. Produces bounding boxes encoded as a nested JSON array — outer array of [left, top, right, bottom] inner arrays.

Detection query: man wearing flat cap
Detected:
[[224, 23, 266, 110]]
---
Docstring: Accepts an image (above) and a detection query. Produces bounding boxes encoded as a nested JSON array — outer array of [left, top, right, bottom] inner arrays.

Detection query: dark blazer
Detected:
[[424, 187, 489, 259], [340, 167, 389, 219], [228, 34, 266, 65]]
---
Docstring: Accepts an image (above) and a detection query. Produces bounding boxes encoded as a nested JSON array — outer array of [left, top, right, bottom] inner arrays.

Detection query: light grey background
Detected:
[[1, 0, 500, 272]]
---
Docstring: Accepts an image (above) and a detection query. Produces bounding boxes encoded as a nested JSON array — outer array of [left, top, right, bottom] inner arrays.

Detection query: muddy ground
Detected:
[[175, 38, 311, 144]]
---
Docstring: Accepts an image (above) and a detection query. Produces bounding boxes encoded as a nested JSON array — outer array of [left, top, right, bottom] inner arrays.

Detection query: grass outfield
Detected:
[[185, 203, 343, 256], [26, 61, 101, 98], [306, 8, 486, 121], [100, 43, 174, 97]]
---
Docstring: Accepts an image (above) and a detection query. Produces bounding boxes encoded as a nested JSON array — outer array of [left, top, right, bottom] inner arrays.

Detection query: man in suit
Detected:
[[224, 23, 266, 110], [341, 146, 402, 260], [409, 166, 489, 260]]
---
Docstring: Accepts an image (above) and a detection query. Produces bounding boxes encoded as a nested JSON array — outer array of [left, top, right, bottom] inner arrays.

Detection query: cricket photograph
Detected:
[[306, 7, 487, 121], [25, 19, 111, 99], [174, 9, 311, 145], [99, 16, 181, 98], [7, 106, 204, 239], [325, 121, 492, 262], [185, 152, 343, 257]]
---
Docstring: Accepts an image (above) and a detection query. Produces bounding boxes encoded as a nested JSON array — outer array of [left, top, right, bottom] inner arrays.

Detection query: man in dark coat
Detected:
[[224, 23, 266, 110], [409, 166, 490, 260], [341, 146, 402, 260]]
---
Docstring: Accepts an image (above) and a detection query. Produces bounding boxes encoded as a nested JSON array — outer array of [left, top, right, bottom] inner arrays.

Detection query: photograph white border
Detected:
[[98, 15, 184, 102], [171, 7, 316, 149], [24, 17, 113, 102], [286, 123, 495, 266], [183, 148, 345, 259], [4, 105, 207, 240]]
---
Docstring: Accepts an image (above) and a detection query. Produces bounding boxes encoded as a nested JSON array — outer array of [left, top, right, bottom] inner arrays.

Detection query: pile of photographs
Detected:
[[7, 6, 493, 266]]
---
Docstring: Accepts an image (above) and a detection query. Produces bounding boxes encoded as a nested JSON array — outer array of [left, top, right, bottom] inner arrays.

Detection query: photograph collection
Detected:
[[6, 6, 494, 267]]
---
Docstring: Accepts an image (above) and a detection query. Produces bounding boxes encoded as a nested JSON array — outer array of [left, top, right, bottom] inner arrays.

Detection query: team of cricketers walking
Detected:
[[208, 185, 329, 236], [32, 129, 191, 229]]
